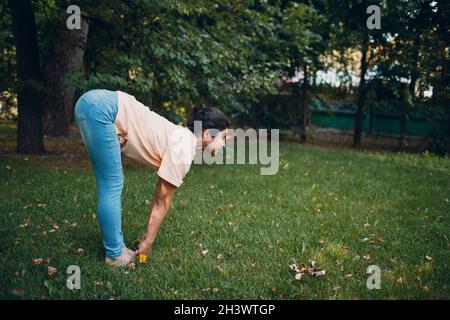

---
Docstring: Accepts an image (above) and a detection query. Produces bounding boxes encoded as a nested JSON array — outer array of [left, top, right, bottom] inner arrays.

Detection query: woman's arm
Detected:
[[136, 177, 177, 256]]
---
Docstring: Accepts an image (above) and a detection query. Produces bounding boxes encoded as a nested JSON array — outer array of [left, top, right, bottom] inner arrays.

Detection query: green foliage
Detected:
[[61, 1, 321, 120], [0, 0, 448, 145]]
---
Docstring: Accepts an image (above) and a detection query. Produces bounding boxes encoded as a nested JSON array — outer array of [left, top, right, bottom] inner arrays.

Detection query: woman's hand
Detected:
[[135, 238, 153, 256]]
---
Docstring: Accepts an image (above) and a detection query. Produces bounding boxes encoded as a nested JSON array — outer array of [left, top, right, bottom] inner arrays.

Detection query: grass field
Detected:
[[0, 121, 449, 299]]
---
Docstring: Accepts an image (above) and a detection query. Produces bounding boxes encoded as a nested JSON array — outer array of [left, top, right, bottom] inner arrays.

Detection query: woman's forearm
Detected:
[[145, 201, 169, 244]]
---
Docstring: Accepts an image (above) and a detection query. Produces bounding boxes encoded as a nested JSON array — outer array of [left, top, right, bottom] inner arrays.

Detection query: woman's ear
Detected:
[[202, 129, 212, 141]]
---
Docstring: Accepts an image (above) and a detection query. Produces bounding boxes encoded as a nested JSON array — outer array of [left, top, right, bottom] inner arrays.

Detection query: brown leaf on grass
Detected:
[[75, 248, 84, 255], [201, 249, 209, 256], [217, 254, 224, 260], [332, 286, 341, 292], [47, 266, 57, 276], [127, 263, 136, 271], [344, 274, 353, 279], [11, 288, 25, 297], [20, 216, 31, 228], [341, 246, 350, 254], [289, 263, 299, 273], [289, 259, 326, 281], [294, 273, 303, 281], [33, 258, 49, 266], [363, 252, 372, 260], [310, 268, 326, 277], [214, 265, 224, 273]]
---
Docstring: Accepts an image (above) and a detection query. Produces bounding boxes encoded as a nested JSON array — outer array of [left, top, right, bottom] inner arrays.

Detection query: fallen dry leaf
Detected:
[[289, 259, 326, 281], [127, 263, 136, 271], [201, 249, 209, 256], [217, 254, 224, 260], [33, 258, 49, 265], [47, 266, 57, 276], [11, 288, 25, 296], [20, 216, 31, 228], [310, 268, 326, 277], [294, 273, 303, 281], [363, 252, 372, 260], [425, 255, 432, 262]]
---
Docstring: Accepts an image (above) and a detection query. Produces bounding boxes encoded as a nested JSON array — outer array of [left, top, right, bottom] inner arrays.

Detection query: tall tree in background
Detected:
[[321, 0, 381, 148], [41, 1, 89, 136], [8, 0, 45, 153], [272, 1, 324, 143], [353, 28, 369, 148]]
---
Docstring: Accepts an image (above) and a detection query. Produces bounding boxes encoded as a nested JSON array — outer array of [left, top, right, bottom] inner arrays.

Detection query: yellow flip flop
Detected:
[[139, 254, 148, 263]]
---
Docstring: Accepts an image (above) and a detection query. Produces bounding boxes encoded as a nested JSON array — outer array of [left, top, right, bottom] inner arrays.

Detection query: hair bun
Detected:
[[192, 104, 208, 115]]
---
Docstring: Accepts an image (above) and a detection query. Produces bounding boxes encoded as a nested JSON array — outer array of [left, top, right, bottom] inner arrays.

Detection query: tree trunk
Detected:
[[42, 14, 89, 136], [300, 64, 309, 143], [9, 0, 45, 154], [353, 34, 369, 148]]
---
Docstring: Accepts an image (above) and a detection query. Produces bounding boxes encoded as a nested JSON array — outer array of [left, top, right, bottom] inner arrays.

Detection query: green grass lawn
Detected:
[[0, 121, 449, 299]]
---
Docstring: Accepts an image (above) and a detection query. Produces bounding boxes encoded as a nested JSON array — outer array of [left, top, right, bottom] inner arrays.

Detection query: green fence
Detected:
[[256, 95, 448, 138], [310, 99, 448, 137]]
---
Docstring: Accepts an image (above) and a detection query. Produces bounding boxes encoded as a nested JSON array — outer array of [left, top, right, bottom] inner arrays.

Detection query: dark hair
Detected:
[[186, 104, 230, 133]]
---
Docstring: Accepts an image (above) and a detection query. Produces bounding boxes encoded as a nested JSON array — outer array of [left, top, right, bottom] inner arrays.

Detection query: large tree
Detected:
[[8, 0, 45, 153], [40, 1, 89, 136]]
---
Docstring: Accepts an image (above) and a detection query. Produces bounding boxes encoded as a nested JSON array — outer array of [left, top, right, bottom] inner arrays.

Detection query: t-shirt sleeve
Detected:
[[157, 133, 195, 187]]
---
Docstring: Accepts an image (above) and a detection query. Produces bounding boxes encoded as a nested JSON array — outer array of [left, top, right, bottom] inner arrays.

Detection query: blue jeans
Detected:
[[74, 89, 124, 258]]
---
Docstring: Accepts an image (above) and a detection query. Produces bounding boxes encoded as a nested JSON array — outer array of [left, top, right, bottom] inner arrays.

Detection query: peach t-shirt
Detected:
[[114, 91, 197, 187]]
